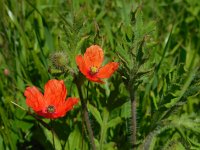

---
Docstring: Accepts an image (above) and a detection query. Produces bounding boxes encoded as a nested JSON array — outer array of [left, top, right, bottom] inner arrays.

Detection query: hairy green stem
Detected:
[[76, 83, 96, 150], [130, 89, 137, 149], [131, 98, 137, 148]]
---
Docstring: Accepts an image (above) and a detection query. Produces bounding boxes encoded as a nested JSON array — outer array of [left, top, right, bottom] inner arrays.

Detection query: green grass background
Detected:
[[0, 0, 200, 150]]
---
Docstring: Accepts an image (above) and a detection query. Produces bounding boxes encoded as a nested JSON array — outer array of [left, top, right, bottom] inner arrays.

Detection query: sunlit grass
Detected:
[[0, 0, 200, 149]]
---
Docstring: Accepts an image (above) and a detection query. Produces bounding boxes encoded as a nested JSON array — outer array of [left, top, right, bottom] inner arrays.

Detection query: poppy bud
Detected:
[[50, 52, 68, 71]]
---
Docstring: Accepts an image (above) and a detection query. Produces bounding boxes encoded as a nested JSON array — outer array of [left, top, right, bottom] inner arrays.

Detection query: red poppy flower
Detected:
[[76, 45, 119, 83], [24, 79, 79, 119]]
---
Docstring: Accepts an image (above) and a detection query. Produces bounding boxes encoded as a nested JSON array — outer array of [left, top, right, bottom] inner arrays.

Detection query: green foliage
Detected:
[[0, 0, 200, 149]]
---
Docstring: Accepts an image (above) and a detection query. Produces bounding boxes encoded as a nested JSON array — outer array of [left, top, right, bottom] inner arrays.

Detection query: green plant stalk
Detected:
[[76, 84, 96, 150], [99, 108, 109, 150], [130, 88, 137, 149]]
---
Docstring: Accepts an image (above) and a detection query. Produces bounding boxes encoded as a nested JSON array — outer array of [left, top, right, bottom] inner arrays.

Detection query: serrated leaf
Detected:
[[75, 35, 89, 54], [65, 126, 88, 150], [150, 91, 158, 110], [136, 68, 154, 79], [87, 103, 103, 126], [165, 97, 179, 108], [136, 38, 145, 64], [103, 142, 116, 150], [120, 101, 131, 119], [143, 21, 156, 34], [116, 44, 131, 67], [107, 117, 122, 128], [134, 7, 143, 43], [188, 137, 200, 147], [43, 126, 62, 150], [165, 67, 198, 108]]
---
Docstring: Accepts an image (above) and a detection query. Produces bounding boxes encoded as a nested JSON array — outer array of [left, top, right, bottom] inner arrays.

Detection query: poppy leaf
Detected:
[[87, 103, 103, 126]]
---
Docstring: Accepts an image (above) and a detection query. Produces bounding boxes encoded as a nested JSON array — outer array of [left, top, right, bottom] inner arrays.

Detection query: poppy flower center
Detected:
[[47, 105, 55, 113], [90, 66, 98, 75]]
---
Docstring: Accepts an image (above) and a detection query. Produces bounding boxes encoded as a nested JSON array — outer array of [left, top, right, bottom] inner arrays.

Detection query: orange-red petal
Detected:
[[24, 86, 44, 111], [44, 79, 67, 106], [54, 97, 79, 118], [84, 45, 104, 68], [76, 55, 89, 76], [76, 54, 104, 83], [64, 97, 79, 112], [24, 79, 79, 119], [97, 62, 119, 78], [85, 74, 104, 83], [33, 98, 79, 119]]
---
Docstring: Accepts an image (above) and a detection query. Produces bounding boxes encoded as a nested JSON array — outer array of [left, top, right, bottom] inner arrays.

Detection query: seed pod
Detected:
[[50, 51, 68, 71]]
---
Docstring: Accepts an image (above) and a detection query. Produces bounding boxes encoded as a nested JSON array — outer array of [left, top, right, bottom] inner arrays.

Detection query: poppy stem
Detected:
[[81, 81, 90, 150], [130, 89, 137, 149], [50, 119, 55, 150], [76, 83, 96, 150]]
